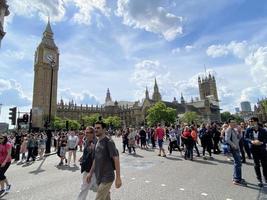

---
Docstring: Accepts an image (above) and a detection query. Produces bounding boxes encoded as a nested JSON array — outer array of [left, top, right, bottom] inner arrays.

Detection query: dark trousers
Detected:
[[15, 145, 21, 161], [244, 141, 252, 159], [202, 140, 212, 157], [251, 147, 267, 182], [129, 147, 135, 153], [185, 143, 193, 160], [169, 141, 177, 154], [213, 137, 221, 154], [239, 139, 246, 162], [151, 138, 156, 148], [122, 142, 128, 153], [27, 147, 35, 161]]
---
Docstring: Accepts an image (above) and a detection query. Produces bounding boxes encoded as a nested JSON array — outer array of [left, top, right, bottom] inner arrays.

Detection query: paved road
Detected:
[[3, 137, 266, 200]]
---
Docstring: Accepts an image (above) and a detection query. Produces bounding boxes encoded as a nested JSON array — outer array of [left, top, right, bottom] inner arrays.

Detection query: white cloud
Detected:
[[206, 45, 228, 58], [116, 0, 183, 41], [206, 41, 249, 58], [59, 88, 99, 105], [0, 79, 31, 106], [207, 41, 267, 107], [185, 45, 195, 52], [245, 47, 267, 86], [8, 0, 110, 24], [1, 50, 25, 60], [171, 48, 180, 54], [70, 0, 110, 25], [9, 0, 66, 22]]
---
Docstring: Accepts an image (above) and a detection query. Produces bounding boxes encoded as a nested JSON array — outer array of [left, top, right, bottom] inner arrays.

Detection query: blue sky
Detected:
[[1, 0, 267, 124]]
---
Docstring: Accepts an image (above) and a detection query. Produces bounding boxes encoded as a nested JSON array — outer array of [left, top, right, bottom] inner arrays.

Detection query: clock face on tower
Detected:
[[43, 50, 57, 64]]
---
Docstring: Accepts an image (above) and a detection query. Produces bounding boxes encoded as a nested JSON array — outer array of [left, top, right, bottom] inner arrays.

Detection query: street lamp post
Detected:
[[45, 57, 55, 154], [48, 58, 55, 126]]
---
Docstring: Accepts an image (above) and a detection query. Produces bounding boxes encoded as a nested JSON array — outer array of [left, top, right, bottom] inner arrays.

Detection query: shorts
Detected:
[[60, 147, 66, 157], [0, 162, 11, 181], [158, 139, 164, 148]]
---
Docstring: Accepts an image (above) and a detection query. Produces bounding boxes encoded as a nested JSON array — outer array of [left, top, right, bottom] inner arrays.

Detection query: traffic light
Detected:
[[9, 107, 17, 125], [22, 114, 29, 123]]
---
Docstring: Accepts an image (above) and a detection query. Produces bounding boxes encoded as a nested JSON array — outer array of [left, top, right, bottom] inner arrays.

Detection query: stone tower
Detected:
[[105, 88, 112, 103], [152, 78, 162, 102], [198, 74, 218, 101], [32, 20, 59, 128], [0, 0, 10, 46], [145, 86, 149, 100]]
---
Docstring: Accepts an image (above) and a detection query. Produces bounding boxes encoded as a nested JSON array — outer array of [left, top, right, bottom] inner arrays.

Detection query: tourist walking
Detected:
[[0, 134, 12, 197], [67, 131, 79, 166], [155, 123, 166, 157], [77, 127, 95, 200], [225, 119, 246, 186], [128, 128, 136, 154], [86, 119, 122, 200]]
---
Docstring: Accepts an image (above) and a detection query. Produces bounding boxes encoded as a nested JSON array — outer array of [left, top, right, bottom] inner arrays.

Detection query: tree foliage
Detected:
[[146, 102, 176, 126], [221, 111, 244, 123], [262, 100, 267, 113], [104, 116, 121, 128], [180, 112, 201, 124], [82, 114, 100, 127], [53, 116, 65, 130]]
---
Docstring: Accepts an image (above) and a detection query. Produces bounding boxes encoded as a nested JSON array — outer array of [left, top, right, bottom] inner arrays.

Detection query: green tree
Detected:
[[67, 119, 81, 130], [146, 102, 176, 126], [82, 114, 100, 126], [53, 116, 65, 130], [221, 112, 232, 123], [221, 112, 244, 123], [104, 116, 121, 128], [180, 111, 201, 124], [262, 100, 267, 112]]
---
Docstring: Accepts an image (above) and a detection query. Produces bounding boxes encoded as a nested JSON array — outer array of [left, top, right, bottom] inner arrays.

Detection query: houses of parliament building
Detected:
[[31, 21, 221, 129]]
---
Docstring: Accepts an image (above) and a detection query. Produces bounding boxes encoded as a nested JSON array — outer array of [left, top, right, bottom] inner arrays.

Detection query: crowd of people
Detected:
[[120, 117, 267, 187], [0, 116, 266, 199]]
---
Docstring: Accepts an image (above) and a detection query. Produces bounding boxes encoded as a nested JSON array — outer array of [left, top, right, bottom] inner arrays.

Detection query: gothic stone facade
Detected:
[[254, 99, 267, 123], [32, 22, 221, 128], [0, 0, 9, 46]]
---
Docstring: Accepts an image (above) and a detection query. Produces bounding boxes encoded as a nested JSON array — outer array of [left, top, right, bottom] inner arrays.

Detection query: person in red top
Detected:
[[0, 134, 12, 197], [181, 126, 194, 160], [155, 123, 166, 157]]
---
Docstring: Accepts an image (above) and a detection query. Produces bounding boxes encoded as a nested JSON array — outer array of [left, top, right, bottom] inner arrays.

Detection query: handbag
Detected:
[[88, 173, 98, 192]]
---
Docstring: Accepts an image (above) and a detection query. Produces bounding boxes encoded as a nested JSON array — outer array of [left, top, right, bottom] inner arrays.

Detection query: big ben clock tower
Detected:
[[32, 20, 59, 128]]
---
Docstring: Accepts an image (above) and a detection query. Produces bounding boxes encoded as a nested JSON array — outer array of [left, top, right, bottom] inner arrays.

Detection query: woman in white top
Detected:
[[67, 131, 79, 166]]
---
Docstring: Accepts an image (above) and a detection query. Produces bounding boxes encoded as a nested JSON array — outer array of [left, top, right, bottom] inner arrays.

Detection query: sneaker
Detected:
[[258, 181, 263, 187], [233, 179, 247, 186], [162, 154, 167, 157], [203, 156, 207, 160], [0, 189, 5, 197], [209, 156, 214, 160], [5, 184, 11, 192]]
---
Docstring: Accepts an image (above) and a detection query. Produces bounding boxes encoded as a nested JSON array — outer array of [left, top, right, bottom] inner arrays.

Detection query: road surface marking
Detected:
[[201, 193, 208, 196], [161, 184, 166, 187], [179, 188, 185, 191], [145, 180, 151, 183], [131, 177, 136, 180]]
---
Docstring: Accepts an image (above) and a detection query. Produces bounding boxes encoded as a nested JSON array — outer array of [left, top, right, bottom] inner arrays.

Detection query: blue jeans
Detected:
[[232, 149, 242, 181]]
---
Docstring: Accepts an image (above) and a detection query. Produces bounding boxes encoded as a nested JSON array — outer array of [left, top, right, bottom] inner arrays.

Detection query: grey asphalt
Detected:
[[3, 137, 266, 200]]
